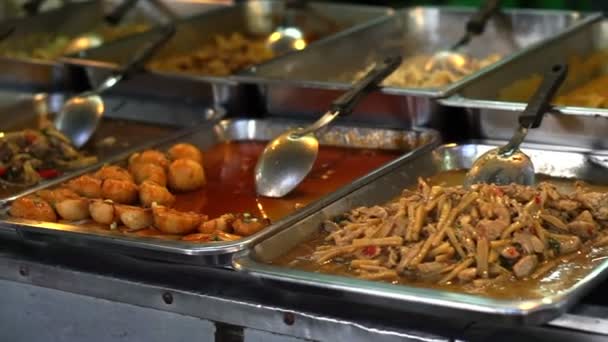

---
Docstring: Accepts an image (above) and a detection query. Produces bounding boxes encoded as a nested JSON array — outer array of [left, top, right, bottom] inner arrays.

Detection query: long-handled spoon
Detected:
[[63, 0, 142, 55], [54, 23, 175, 148], [464, 63, 568, 188], [255, 56, 402, 198], [425, 0, 502, 74]]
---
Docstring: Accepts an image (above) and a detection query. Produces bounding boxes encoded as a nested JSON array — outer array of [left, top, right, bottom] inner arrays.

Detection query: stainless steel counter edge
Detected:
[[0, 243, 607, 340], [0, 249, 451, 342]]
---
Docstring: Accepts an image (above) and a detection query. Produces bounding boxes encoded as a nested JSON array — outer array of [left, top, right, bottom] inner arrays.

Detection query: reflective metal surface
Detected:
[[62, 2, 392, 112], [0, 1, 170, 90], [240, 7, 593, 97], [235, 142, 608, 325], [0, 119, 438, 266]]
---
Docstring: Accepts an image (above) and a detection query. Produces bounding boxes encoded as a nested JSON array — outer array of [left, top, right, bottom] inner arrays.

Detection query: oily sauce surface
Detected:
[[273, 170, 608, 300], [172, 141, 400, 223]]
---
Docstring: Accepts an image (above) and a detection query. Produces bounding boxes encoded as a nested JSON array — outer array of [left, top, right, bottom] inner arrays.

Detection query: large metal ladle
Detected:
[[54, 23, 175, 148], [464, 63, 568, 188], [254, 56, 402, 198], [425, 0, 502, 74]]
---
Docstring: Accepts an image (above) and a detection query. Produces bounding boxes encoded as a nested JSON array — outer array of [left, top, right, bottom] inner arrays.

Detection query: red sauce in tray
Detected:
[[171, 141, 401, 222]]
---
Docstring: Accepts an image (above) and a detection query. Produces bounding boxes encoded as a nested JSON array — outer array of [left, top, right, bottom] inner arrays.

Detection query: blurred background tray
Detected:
[[235, 7, 597, 130], [61, 1, 393, 116], [441, 17, 608, 149]]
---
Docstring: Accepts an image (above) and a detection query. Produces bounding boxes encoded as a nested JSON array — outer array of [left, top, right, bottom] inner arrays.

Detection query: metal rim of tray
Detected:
[[0, 119, 441, 260], [235, 7, 602, 99], [232, 141, 608, 324]]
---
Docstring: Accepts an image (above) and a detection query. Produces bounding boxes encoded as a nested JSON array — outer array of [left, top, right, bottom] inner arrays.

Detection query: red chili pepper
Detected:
[[37, 169, 60, 179], [24, 132, 37, 144], [493, 187, 504, 196], [363, 246, 377, 256], [0, 167, 6, 177], [534, 195, 542, 204]]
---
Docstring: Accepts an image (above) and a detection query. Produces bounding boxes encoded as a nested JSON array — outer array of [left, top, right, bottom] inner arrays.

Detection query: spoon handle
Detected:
[[119, 23, 176, 79], [330, 56, 402, 115], [519, 63, 568, 129], [0, 26, 15, 42], [22, 0, 47, 16], [466, 0, 502, 36], [105, 0, 140, 26], [499, 63, 568, 155]]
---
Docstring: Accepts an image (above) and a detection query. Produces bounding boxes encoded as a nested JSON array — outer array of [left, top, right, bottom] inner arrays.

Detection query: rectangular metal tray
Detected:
[[0, 119, 439, 266], [0, 0, 171, 90], [441, 18, 608, 149], [237, 7, 598, 129], [60, 1, 393, 114], [234, 142, 608, 325]]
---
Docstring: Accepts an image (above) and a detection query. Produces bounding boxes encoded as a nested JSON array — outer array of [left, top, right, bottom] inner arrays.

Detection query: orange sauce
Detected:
[[171, 141, 401, 222]]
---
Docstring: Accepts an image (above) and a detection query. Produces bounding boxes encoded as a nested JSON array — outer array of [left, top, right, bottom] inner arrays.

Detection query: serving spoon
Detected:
[[63, 0, 141, 55], [464, 63, 568, 188], [255, 56, 402, 198], [54, 23, 175, 148], [425, 0, 502, 74]]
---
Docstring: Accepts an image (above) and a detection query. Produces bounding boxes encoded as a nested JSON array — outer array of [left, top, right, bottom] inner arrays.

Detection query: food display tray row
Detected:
[[234, 142, 608, 325], [0, 119, 439, 266]]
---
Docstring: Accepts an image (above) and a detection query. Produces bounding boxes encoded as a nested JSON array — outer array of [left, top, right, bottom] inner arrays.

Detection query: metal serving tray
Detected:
[[236, 7, 597, 127], [441, 18, 608, 149], [0, 119, 439, 266], [0, 88, 207, 240], [234, 142, 608, 325], [61, 1, 392, 115], [0, 0, 173, 90]]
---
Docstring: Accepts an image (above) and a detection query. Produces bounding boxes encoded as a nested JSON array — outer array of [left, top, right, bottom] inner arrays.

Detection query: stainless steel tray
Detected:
[[234, 142, 608, 325], [60, 1, 393, 115], [0, 119, 439, 266], [0, 0, 171, 90], [235, 7, 597, 128], [441, 18, 608, 149]]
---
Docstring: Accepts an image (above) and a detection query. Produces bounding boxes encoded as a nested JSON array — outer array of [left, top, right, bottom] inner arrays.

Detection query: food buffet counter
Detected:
[[2, 241, 608, 342], [3, 1, 608, 341]]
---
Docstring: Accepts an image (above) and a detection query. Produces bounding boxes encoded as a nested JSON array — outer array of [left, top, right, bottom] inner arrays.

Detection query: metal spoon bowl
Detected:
[[267, 0, 307, 55], [54, 23, 175, 148], [255, 56, 402, 198], [464, 63, 568, 187], [425, 0, 501, 73]]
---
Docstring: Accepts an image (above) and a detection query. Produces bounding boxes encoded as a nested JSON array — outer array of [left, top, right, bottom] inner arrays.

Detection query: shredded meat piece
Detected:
[[457, 267, 477, 283], [513, 255, 538, 278]]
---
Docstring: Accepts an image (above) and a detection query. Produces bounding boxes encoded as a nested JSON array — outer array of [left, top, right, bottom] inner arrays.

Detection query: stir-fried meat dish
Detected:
[[302, 178, 608, 288], [148, 32, 274, 76], [353, 54, 501, 88], [0, 126, 97, 186]]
